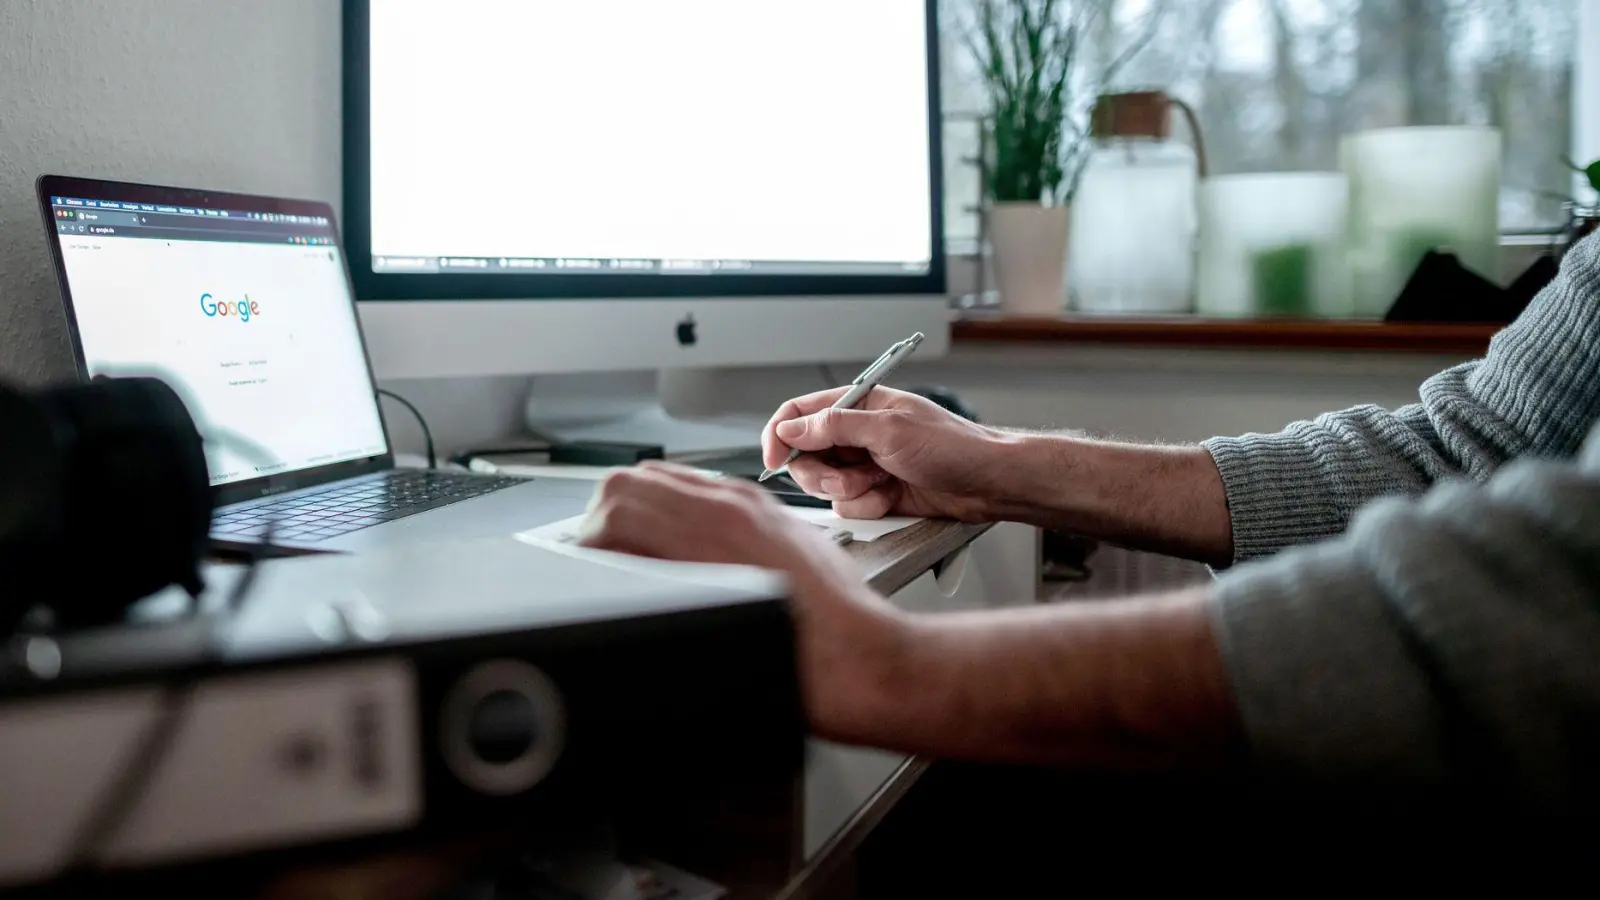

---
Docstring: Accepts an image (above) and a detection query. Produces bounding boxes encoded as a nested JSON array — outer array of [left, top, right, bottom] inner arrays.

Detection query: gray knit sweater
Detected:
[[1205, 234, 1600, 805]]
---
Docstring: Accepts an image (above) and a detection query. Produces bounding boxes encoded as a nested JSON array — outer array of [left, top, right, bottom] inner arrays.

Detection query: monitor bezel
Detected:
[[341, 0, 947, 302], [35, 174, 397, 509]]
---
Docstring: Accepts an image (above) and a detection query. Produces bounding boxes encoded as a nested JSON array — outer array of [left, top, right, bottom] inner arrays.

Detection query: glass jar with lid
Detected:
[[1068, 90, 1205, 315]]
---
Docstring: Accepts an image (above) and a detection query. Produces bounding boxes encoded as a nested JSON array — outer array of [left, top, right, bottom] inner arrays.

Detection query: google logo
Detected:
[[200, 292, 260, 322]]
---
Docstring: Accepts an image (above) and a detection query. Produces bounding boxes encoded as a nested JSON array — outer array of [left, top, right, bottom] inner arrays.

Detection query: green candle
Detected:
[[1251, 243, 1313, 316]]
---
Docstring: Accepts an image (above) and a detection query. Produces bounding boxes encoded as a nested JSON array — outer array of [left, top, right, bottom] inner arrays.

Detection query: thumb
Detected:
[[775, 408, 892, 454]]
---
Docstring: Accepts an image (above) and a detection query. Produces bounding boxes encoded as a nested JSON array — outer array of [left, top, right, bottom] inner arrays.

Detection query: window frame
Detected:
[[1576, 0, 1599, 203], [942, 0, 1600, 255]]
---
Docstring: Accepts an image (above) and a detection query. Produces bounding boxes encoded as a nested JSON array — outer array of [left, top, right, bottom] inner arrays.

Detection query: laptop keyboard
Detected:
[[211, 470, 527, 543]]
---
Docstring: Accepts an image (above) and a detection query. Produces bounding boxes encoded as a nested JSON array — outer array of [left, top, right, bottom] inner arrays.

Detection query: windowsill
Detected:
[[950, 314, 1498, 355], [941, 234, 1548, 355]]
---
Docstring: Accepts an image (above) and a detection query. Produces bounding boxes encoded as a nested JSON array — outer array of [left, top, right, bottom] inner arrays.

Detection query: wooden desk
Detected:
[[853, 519, 990, 596], [249, 518, 997, 900], [780, 519, 991, 900]]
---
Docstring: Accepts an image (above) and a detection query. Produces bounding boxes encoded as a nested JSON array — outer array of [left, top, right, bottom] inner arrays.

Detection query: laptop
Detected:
[[38, 175, 595, 554]]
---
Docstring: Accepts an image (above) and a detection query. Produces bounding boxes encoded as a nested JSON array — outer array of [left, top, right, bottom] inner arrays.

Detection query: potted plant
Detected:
[[958, 0, 1158, 314]]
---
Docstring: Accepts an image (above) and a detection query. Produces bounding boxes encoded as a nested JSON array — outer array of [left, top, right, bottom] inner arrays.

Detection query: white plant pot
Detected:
[[988, 202, 1070, 315]]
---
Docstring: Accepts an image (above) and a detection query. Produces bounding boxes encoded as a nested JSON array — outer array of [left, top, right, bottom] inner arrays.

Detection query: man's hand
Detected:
[[764, 386, 1235, 564], [762, 386, 1007, 521], [578, 463, 1238, 766], [579, 462, 912, 743]]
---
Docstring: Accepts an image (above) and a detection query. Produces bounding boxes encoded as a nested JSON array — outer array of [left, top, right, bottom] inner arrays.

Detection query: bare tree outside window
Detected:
[[943, 0, 1580, 248]]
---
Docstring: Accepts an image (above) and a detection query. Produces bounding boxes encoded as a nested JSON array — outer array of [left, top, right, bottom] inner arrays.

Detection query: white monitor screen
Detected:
[[364, 0, 936, 278], [48, 195, 389, 487]]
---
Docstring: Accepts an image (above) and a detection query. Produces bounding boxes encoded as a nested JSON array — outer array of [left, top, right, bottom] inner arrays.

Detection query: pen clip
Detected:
[[852, 346, 899, 385]]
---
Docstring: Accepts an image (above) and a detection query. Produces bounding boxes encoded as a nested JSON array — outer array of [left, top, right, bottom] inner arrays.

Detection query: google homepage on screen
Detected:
[[53, 200, 387, 486]]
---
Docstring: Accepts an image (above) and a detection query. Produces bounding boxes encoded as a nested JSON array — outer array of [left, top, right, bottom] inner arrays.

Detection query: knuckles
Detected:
[[600, 455, 784, 504], [598, 466, 768, 527], [597, 467, 649, 500]]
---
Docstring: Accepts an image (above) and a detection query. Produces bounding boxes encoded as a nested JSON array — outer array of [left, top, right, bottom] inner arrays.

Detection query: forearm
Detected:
[[983, 432, 1234, 566], [835, 587, 1242, 769], [1210, 440, 1600, 804], [1204, 237, 1600, 564], [964, 237, 1600, 567]]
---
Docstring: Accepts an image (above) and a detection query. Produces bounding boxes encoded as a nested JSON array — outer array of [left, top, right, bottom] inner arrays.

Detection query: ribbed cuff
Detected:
[[1203, 430, 1350, 566]]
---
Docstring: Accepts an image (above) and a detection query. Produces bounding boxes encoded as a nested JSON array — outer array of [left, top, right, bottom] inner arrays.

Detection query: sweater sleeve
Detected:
[[1203, 233, 1600, 564], [1209, 422, 1600, 808]]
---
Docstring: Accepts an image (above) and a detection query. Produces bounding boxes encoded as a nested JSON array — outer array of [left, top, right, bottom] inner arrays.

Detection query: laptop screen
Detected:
[[47, 192, 389, 487]]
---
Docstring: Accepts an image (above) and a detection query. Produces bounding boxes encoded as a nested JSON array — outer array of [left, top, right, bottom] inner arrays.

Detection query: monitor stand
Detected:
[[525, 371, 765, 456]]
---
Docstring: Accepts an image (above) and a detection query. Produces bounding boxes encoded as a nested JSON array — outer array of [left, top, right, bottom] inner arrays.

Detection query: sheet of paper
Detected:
[[782, 507, 923, 543], [519, 505, 921, 550], [498, 462, 926, 543], [511, 522, 782, 591], [515, 515, 593, 545]]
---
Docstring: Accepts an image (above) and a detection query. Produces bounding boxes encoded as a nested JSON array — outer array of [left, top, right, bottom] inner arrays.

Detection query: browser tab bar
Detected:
[[48, 194, 339, 248]]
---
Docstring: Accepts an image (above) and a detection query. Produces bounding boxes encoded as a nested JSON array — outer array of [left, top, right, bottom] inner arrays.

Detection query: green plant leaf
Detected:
[[966, 0, 1168, 204]]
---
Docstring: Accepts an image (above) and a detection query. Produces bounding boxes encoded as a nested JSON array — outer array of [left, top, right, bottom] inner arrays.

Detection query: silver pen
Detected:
[[758, 332, 925, 482]]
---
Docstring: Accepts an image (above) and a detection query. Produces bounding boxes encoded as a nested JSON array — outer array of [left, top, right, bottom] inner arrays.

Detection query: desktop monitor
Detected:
[[343, 0, 950, 388]]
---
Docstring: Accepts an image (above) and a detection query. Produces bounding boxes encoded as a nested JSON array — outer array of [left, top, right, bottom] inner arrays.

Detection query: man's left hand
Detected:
[[579, 462, 911, 743]]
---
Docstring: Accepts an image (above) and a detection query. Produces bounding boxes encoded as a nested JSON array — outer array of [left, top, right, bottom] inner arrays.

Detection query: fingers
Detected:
[[632, 458, 738, 492], [831, 484, 900, 520], [773, 387, 854, 421], [773, 407, 896, 455], [580, 489, 682, 559], [761, 386, 918, 469], [580, 462, 777, 562], [787, 456, 890, 501], [581, 465, 708, 554], [763, 388, 849, 469], [590, 460, 704, 506]]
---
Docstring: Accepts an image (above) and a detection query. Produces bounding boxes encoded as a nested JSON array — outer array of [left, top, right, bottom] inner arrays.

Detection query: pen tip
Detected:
[[756, 470, 774, 483]]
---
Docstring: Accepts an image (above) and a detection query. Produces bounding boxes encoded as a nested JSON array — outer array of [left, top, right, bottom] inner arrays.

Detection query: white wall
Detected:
[[0, 0, 518, 455], [0, 0, 339, 383]]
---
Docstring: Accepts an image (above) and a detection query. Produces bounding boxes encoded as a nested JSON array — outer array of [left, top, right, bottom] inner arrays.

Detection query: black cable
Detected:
[[377, 388, 436, 469]]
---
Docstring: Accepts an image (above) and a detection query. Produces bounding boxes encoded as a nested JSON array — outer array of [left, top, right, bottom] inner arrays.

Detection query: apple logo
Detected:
[[675, 313, 697, 347]]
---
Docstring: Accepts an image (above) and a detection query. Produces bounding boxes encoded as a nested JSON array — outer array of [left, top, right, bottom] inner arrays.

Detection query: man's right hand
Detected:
[[762, 386, 1008, 521], [763, 384, 1235, 563]]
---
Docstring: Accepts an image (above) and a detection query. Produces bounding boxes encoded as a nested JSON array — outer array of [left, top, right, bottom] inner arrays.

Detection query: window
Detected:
[[942, 0, 1589, 250]]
